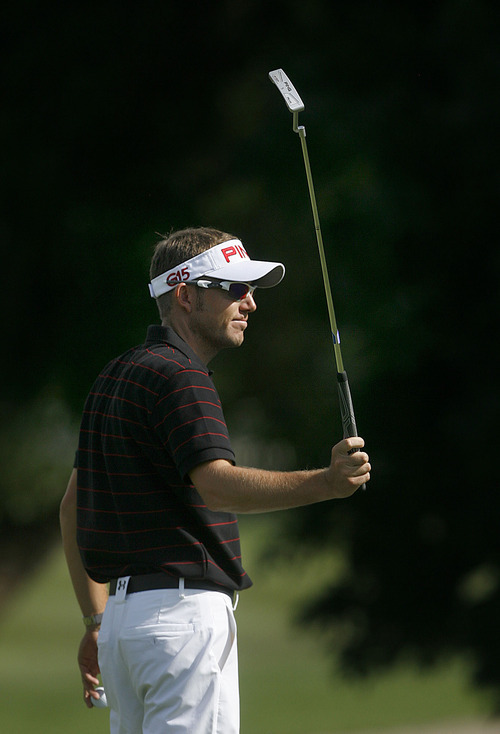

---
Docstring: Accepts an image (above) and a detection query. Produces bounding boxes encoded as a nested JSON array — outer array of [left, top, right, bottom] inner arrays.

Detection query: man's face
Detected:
[[188, 284, 257, 358]]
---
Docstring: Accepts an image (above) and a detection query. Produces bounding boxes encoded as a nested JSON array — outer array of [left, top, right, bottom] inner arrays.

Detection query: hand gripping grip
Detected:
[[337, 371, 366, 491]]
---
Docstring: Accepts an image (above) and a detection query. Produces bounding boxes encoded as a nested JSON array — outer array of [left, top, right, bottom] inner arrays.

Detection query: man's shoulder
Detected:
[[140, 325, 207, 375], [93, 326, 211, 396], [143, 348, 205, 386]]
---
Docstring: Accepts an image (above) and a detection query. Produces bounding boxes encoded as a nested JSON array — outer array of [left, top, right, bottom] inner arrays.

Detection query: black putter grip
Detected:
[[336, 371, 366, 491]]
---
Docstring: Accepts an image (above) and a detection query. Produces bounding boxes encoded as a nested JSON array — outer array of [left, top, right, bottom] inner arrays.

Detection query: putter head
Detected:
[[269, 69, 304, 112]]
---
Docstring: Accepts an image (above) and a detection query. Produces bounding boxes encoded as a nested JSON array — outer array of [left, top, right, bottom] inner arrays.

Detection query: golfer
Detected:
[[60, 226, 370, 734]]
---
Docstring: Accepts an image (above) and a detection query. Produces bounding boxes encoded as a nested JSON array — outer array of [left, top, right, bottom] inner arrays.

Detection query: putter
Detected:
[[269, 69, 365, 489]]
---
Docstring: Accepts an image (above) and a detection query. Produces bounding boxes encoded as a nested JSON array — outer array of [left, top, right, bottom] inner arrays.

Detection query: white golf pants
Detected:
[[97, 583, 239, 734]]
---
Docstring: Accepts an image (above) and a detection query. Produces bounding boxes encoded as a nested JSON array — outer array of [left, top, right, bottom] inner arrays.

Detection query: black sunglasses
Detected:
[[194, 279, 256, 301]]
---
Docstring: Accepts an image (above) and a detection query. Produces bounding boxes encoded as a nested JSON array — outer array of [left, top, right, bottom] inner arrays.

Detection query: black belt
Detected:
[[108, 572, 234, 600]]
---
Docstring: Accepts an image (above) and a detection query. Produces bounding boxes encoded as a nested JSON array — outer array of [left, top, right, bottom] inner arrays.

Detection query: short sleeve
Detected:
[[151, 366, 235, 480]]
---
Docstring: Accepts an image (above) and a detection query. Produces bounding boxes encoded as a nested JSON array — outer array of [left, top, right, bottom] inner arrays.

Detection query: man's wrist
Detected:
[[82, 612, 103, 629]]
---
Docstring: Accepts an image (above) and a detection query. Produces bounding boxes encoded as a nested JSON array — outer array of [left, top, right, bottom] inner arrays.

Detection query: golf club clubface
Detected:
[[269, 68, 366, 491]]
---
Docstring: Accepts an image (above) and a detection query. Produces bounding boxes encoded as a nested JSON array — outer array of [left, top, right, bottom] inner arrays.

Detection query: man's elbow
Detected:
[[59, 491, 73, 525], [197, 487, 234, 513], [60, 469, 77, 531]]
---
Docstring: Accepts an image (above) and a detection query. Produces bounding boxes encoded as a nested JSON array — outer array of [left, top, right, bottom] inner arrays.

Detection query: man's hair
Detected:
[[150, 226, 237, 321]]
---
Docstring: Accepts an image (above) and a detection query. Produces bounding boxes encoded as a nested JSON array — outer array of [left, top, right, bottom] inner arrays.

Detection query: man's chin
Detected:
[[226, 331, 245, 350]]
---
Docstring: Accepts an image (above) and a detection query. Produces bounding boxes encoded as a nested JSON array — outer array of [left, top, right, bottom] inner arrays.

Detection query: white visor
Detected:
[[149, 239, 285, 298]]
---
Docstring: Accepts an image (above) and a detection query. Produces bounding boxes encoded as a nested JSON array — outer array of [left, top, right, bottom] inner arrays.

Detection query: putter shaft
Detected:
[[296, 125, 345, 374], [269, 68, 364, 458]]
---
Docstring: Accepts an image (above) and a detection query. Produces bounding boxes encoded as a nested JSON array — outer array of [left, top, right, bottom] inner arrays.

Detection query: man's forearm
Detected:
[[200, 464, 329, 513], [60, 469, 108, 618], [191, 438, 370, 513]]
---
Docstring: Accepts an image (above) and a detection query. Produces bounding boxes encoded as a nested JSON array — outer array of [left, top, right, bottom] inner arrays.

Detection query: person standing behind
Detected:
[[60, 226, 370, 734]]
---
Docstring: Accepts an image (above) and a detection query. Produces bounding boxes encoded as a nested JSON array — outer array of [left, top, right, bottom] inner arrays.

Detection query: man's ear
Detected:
[[175, 282, 194, 314]]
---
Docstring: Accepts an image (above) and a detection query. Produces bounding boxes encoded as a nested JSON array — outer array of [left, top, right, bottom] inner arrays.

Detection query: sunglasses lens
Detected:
[[228, 283, 251, 300]]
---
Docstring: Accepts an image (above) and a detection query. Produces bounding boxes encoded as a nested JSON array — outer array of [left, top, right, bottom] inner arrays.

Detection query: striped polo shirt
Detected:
[[76, 324, 252, 592]]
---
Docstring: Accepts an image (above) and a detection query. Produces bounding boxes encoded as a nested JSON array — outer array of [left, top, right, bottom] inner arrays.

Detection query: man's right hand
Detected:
[[326, 437, 371, 498]]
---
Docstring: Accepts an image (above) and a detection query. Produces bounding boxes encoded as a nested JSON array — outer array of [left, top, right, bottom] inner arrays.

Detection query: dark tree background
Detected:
[[2, 0, 499, 704]]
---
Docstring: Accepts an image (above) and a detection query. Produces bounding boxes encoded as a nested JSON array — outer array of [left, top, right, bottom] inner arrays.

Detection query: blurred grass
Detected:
[[0, 515, 492, 734]]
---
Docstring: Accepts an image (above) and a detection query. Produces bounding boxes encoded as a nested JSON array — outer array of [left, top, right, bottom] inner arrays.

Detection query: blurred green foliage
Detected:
[[2, 0, 499, 705], [0, 392, 76, 523]]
